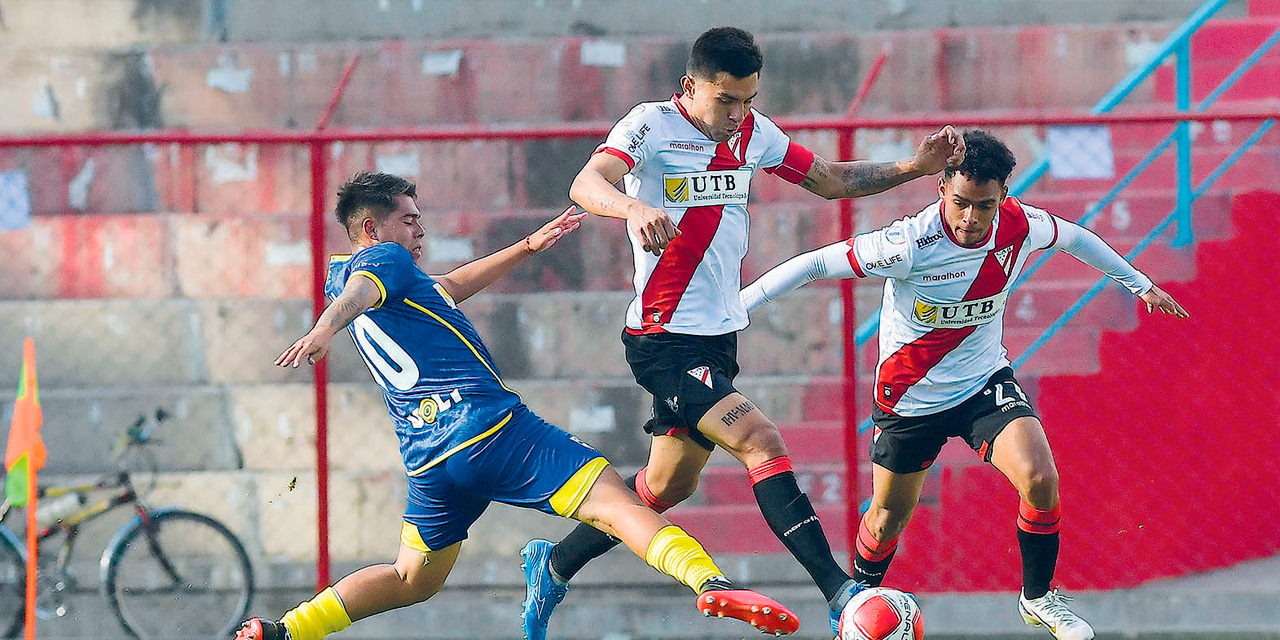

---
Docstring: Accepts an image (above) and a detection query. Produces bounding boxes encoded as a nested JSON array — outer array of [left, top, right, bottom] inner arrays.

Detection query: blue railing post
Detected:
[[1174, 40, 1195, 247]]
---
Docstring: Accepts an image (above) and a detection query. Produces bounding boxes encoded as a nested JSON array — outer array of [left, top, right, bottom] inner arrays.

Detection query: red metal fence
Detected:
[[0, 106, 1276, 599]]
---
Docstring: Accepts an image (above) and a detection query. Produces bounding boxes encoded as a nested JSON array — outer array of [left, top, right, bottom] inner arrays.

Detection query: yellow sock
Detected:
[[281, 587, 352, 640], [644, 525, 726, 594]]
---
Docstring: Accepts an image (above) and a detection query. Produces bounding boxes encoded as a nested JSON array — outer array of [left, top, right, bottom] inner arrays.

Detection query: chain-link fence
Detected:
[[0, 110, 1276, 638]]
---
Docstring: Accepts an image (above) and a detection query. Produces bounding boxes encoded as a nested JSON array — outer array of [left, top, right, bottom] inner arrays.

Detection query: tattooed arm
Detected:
[[274, 275, 382, 368], [569, 152, 680, 256], [800, 125, 966, 200]]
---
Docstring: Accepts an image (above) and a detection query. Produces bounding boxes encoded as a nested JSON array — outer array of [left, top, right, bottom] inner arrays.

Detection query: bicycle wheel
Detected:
[[102, 509, 253, 640], [0, 527, 23, 639]]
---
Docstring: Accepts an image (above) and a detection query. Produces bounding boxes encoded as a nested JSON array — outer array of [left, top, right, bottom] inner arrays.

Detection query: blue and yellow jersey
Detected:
[[327, 242, 521, 476]]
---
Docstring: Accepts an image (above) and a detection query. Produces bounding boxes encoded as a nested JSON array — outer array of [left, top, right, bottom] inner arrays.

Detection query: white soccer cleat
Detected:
[[1018, 589, 1094, 640]]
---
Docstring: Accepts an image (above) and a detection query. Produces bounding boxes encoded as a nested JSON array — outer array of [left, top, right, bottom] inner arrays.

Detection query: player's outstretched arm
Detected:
[[1053, 218, 1189, 319], [740, 240, 858, 312], [434, 206, 586, 304], [569, 152, 679, 256], [799, 125, 965, 200], [275, 275, 381, 367]]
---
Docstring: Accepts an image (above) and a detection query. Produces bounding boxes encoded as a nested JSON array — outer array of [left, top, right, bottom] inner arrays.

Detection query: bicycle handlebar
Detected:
[[112, 407, 168, 462]]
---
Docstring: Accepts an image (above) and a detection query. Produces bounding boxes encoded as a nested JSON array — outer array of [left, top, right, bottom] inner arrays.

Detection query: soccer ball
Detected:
[[837, 587, 923, 640]]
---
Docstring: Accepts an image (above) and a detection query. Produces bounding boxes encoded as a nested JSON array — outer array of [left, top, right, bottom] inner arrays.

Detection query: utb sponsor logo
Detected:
[[910, 290, 1009, 328], [661, 169, 751, 207]]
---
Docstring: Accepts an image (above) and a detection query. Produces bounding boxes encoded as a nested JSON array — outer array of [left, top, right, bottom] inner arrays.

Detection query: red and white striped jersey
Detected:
[[598, 95, 813, 335], [851, 197, 1071, 416]]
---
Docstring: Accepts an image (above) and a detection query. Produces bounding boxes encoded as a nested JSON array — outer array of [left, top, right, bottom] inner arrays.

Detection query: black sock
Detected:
[[547, 472, 639, 581], [699, 575, 736, 593], [851, 514, 898, 588], [851, 550, 896, 588], [1018, 529, 1059, 600], [752, 470, 851, 601]]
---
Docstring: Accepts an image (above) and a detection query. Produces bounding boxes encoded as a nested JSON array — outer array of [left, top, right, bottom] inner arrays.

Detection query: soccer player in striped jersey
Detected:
[[233, 172, 801, 640], [519, 26, 965, 640], [740, 130, 1189, 640]]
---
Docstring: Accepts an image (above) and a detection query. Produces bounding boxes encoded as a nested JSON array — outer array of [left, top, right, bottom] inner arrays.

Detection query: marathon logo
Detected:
[[662, 169, 751, 207], [921, 270, 965, 283], [911, 290, 1009, 328]]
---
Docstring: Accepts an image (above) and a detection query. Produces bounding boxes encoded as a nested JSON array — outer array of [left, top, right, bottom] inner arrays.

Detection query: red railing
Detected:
[[2, 103, 1274, 592]]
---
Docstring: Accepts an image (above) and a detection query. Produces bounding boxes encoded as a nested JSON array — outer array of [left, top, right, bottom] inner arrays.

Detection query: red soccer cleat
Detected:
[[696, 589, 801, 636]]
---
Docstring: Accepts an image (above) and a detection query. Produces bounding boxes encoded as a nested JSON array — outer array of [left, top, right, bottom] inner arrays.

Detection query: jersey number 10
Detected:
[[351, 315, 420, 391]]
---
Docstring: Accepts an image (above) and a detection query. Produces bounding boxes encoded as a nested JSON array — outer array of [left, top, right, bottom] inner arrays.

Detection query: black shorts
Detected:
[[869, 367, 1038, 474], [621, 330, 739, 452]]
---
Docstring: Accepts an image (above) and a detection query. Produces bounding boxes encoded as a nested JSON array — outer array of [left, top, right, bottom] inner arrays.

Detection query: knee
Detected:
[[643, 470, 698, 505], [732, 424, 789, 467], [863, 505, 912, 541], [394, 562, 444, 604], [1021, 465, 1060, 507], [410, 581, 442, 604]]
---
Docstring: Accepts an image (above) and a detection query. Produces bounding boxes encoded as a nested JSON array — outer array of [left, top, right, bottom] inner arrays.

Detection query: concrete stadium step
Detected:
[[777, 421, 848, 464], [1157, 58, 1280, 103], [2, 23, 1187, 136], [1106, 116, 1280, 152], [1105, 147, 1280, 193], [667, 503, 851, 555], [1187, 18, 1280, 61], [0, 212, 322, 299], [1022, 240, 1198, 283], [698, 437, 985, 508], [699, 462, 846, 508]]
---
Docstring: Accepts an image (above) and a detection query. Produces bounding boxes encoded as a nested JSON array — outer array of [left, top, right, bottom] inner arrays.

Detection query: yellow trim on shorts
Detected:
[[349, 270, 387, 308], [405, 412, 512, 477], [549, 456, 610, 518], [400, 520, 432, 552]]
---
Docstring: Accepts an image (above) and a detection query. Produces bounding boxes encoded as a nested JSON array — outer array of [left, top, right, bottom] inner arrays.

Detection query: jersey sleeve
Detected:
[[596, 103, 657, 171], [848, 219, 915, 280], [1052, 218, 1154, 296], [755, 112, 813, 185], [346, 243, 419, 308], [1020, 200, 1061, 251]]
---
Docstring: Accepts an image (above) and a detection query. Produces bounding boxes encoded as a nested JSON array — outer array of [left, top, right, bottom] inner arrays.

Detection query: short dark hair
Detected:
[[334, 172, 417, 237], [687, 27, 763, 80], [945, 129, 1017, 186]]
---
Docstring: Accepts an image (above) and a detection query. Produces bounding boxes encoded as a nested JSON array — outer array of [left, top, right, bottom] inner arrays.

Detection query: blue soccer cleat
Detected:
[[520, 539, 569, 640], [830, 580, 869, 636]]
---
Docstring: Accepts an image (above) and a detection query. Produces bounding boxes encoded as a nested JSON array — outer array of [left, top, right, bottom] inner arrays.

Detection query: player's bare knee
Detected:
[[393, 565, 443, 603], [645, 471, 699, 504], [726, 422, 788, 467], [864, 504, 911, 540], [1022, 468, 1060, 507]]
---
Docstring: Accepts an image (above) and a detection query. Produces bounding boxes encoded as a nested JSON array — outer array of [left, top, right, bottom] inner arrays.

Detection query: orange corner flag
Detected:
[[4, 338, 44, 507]]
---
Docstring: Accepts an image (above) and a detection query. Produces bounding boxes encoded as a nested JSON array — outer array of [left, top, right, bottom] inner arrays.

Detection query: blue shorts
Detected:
[[401, 403, 608, 551]]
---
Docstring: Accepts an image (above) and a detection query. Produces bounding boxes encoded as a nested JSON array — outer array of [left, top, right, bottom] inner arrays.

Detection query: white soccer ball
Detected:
[[837, 587, 923, 640]]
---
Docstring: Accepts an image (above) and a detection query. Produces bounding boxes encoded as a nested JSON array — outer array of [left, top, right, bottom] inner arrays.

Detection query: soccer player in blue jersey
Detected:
[[233, 172, 801, 640]]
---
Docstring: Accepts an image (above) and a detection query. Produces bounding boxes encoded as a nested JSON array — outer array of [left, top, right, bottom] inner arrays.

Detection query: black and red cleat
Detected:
[[233, 618, 290, 640], [696, 589, 801, 636]]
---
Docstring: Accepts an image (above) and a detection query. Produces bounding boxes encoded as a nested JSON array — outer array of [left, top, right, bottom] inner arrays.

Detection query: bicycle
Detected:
[[0, 408, 254, 639]]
